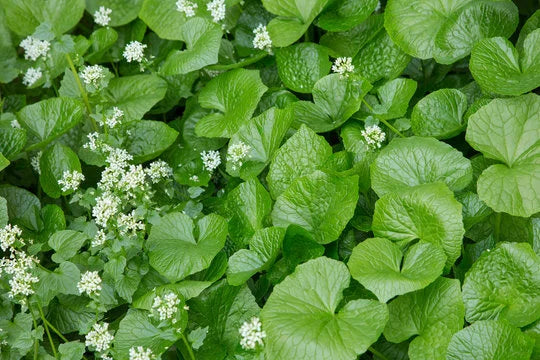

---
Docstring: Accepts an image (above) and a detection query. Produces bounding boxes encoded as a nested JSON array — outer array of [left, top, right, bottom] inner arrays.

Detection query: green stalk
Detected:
[[65, 54, 98, 131], [28, 304, 39, 360], [36, 302, 58, 358], [361, 99, 405, 138], [206, 52, 268, 71], [368, 346, 390, 360], [180, 333, 196, 360]]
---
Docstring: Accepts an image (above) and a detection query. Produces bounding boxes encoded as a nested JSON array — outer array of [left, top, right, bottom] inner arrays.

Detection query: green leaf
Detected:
[[384, 278, 465, 360], [35, 262, 80, 305], [147, 212, 227, 282], [86, 27, 119, 64], [272, 171, 359, 244], [121, 120, 178, 163], [294, 74, 372, 132], [316, 0, 378, 31], [348, 238, 446, 303], [516, 9, 540, 50], [275, 42, 331, 93], [411, 88, 468, 139], [0, 313, 34, 354], [139, 0, 189, 40], [227, 178, 273, 246], [0, 185, 41, 231], [104, 75, 168, 121], [113, 309, 180, 360], [17, 97, 84, 151], [462, 242, 540, 327], [370, 136, 472, 197], [86, 0, 143, 26], [0, 127, 26, 160], [39, 143, 82, 199], [58, 341, 85, 360], [228, 106, 293, 179], [189, 280, 261, 359], [0, 153, 8, 172], [466, 94, 540, 217], [160, 17, 221, 75], [195, 69, 268, 138], [446, 320, 534, 360], [362, 78, 417, 120], [0, 196, 7, 227], [470, 30, 540, 96], [133, 281, 212, 310], [0, 0, 85, 36], [267, 125, 332, 198], [227, 227, 285, 286], [47, 295, 95, 334], [261, 257, 389, 359], [262, 0, 330, 47], [48, 230, 88, 263], [372, 182, 465, 268]]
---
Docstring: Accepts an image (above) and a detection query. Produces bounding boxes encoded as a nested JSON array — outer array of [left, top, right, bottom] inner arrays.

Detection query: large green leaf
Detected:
[[294, 74, 372, 132], [372, 182, 465, 268], [272, 171, 359, 244], [121, 120, 178, 163], [86, 0, 144, 26], [0, 127, 26, 160], [160, 17, 221, 75], [227, 227, 285, 286], [466, 94, 540, 217], [384, 278, 465, 360], [267, 125, 332, 198], [275, 42, 331, 93], [17, 97, 84, 151], [348, 238, 446, 303], [446, 320, 534, 360], [35, 261, 80, 305], [371, 137, 472, 197], [195, 69, 267, 138], [462, 242, 540, 327], [48, 230, 88, 263], [361, 78, 417, 120], [0, 0, 85, 35], [411, 88, 468, 139], [470, 30, 540, 96], [139, 0, 189, 40], [261, 257, 388, 360], [315, 0, 378, 31], [146, 212, 227, 282], [39, 143, 82, 199], [0, 185, 40, 231]]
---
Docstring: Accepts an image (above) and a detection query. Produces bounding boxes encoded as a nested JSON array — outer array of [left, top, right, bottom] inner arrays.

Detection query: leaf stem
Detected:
[[36, 301, 58, 358], [180, 333, 196, 360], [28, 304, 39, 360], [65, 53, 98, 131], [368, 346, 390, 360], [206, 52, 268, 71], [361, 99, 405, 138]]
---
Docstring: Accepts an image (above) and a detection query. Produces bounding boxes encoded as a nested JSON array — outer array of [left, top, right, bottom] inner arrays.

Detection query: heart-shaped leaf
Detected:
[[39, 143, 82, 198]]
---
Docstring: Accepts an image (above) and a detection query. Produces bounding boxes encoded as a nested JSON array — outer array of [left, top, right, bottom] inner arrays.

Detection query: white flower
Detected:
[[176, 0, 198, 17], [83, 132, 102, 151], [189, 175, 199, 182], [129, 346, 154, 360], [22, 67, 42, 87], [92, 229, 107, 247], [118, 164, 147, 194], [145, 160, 172, 183], [252, 24, 272, 53], [123, 41, 147, 63], [152, 292, 180, 321], [20, 37, 50, 61], [94, 6, 112, 26], [117, 211, 145, 236], [201, 150, 221, 172], [58, 170, 85, 192], [10, 120, 21, 128], [85, 323, 114, 352], [30, 151, 42, 175], [239, 317, 266, 350], [106, 148, 133, 169], [332, 57, 355, 77], [104, 107, 123, 128], [93, 193, 121, 227], [227, 142, 251, 170], [81, 65, 107, 89], [78, 271, 102, 296], [361, 124, 386, 149], [0, 250, 39, 298], [206, 0, 226, 22], [0, 225, 22, 252]]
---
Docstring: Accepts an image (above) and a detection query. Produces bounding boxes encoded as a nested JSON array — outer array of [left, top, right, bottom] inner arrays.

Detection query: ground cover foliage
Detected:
[[0, 0, 539, 359]]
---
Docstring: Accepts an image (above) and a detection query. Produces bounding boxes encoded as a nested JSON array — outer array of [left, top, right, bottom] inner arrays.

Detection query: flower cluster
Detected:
[[201, 150, 221, 172], [129, 346, 155, 360], [0, 224, 22, 251], [81, 65, 108, 89], [93, 193, 121, 227], [58, 170, 85, 192], [227, 142, 251, 170], [332, 57, 355, 77], [94, 6, 112, 26], [176, 0, 198, 17], [123, 41, 147, 63], [85, 323, 114, 352], [22, 67, 42, 87], [117, 211, 145, 236], [207, 0, 226, 22], [1, 250, 39, 299], [78, 271, 102, 296], [20, 36, 50, 61], [30, 151, 42, 174], [253, 24, 272, 53], [145, 160, 173, 183], [361, 124, 386, 149], [103, 107, 124, 128], [239, 317, 266, 350], [83, 132, 102, 151], [152, 292, 180, 322], [92, 229, 107, 247]]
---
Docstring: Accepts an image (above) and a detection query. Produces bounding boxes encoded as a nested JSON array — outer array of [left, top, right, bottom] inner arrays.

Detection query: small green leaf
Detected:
[[86, 27, 119, 64], [0, 126, 26, 160], [362, 78, 417, 120], [39, 143, 82, 199], [316, 0, 378, 31], [261, 257, 389, 360], [0, 153, 8, 172], [0, 185, 41, 231], [0, 196, 7, 227], [348, 238, 446, 303], [86, 0, 143, 26], [58, 341, 85, 360], [121, 120, 178, 163], [35, 262, 80, 305], [48, 230, 88, 263]]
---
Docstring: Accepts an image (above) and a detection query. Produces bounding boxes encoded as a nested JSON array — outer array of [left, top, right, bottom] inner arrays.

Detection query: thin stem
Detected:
[[65, 54, 98, 131], [361, 99, 405, 138], [206, 52, 268, 71], [369, 346, 390, 360], [36, 302, 58, 358], [41, 317, 69, 343], [180, 333, 196, 360], [29, 304, 39, 360]]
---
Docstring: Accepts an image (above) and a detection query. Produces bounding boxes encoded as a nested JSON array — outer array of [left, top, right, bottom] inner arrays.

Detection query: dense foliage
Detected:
[[0, 0, 539, 359]]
